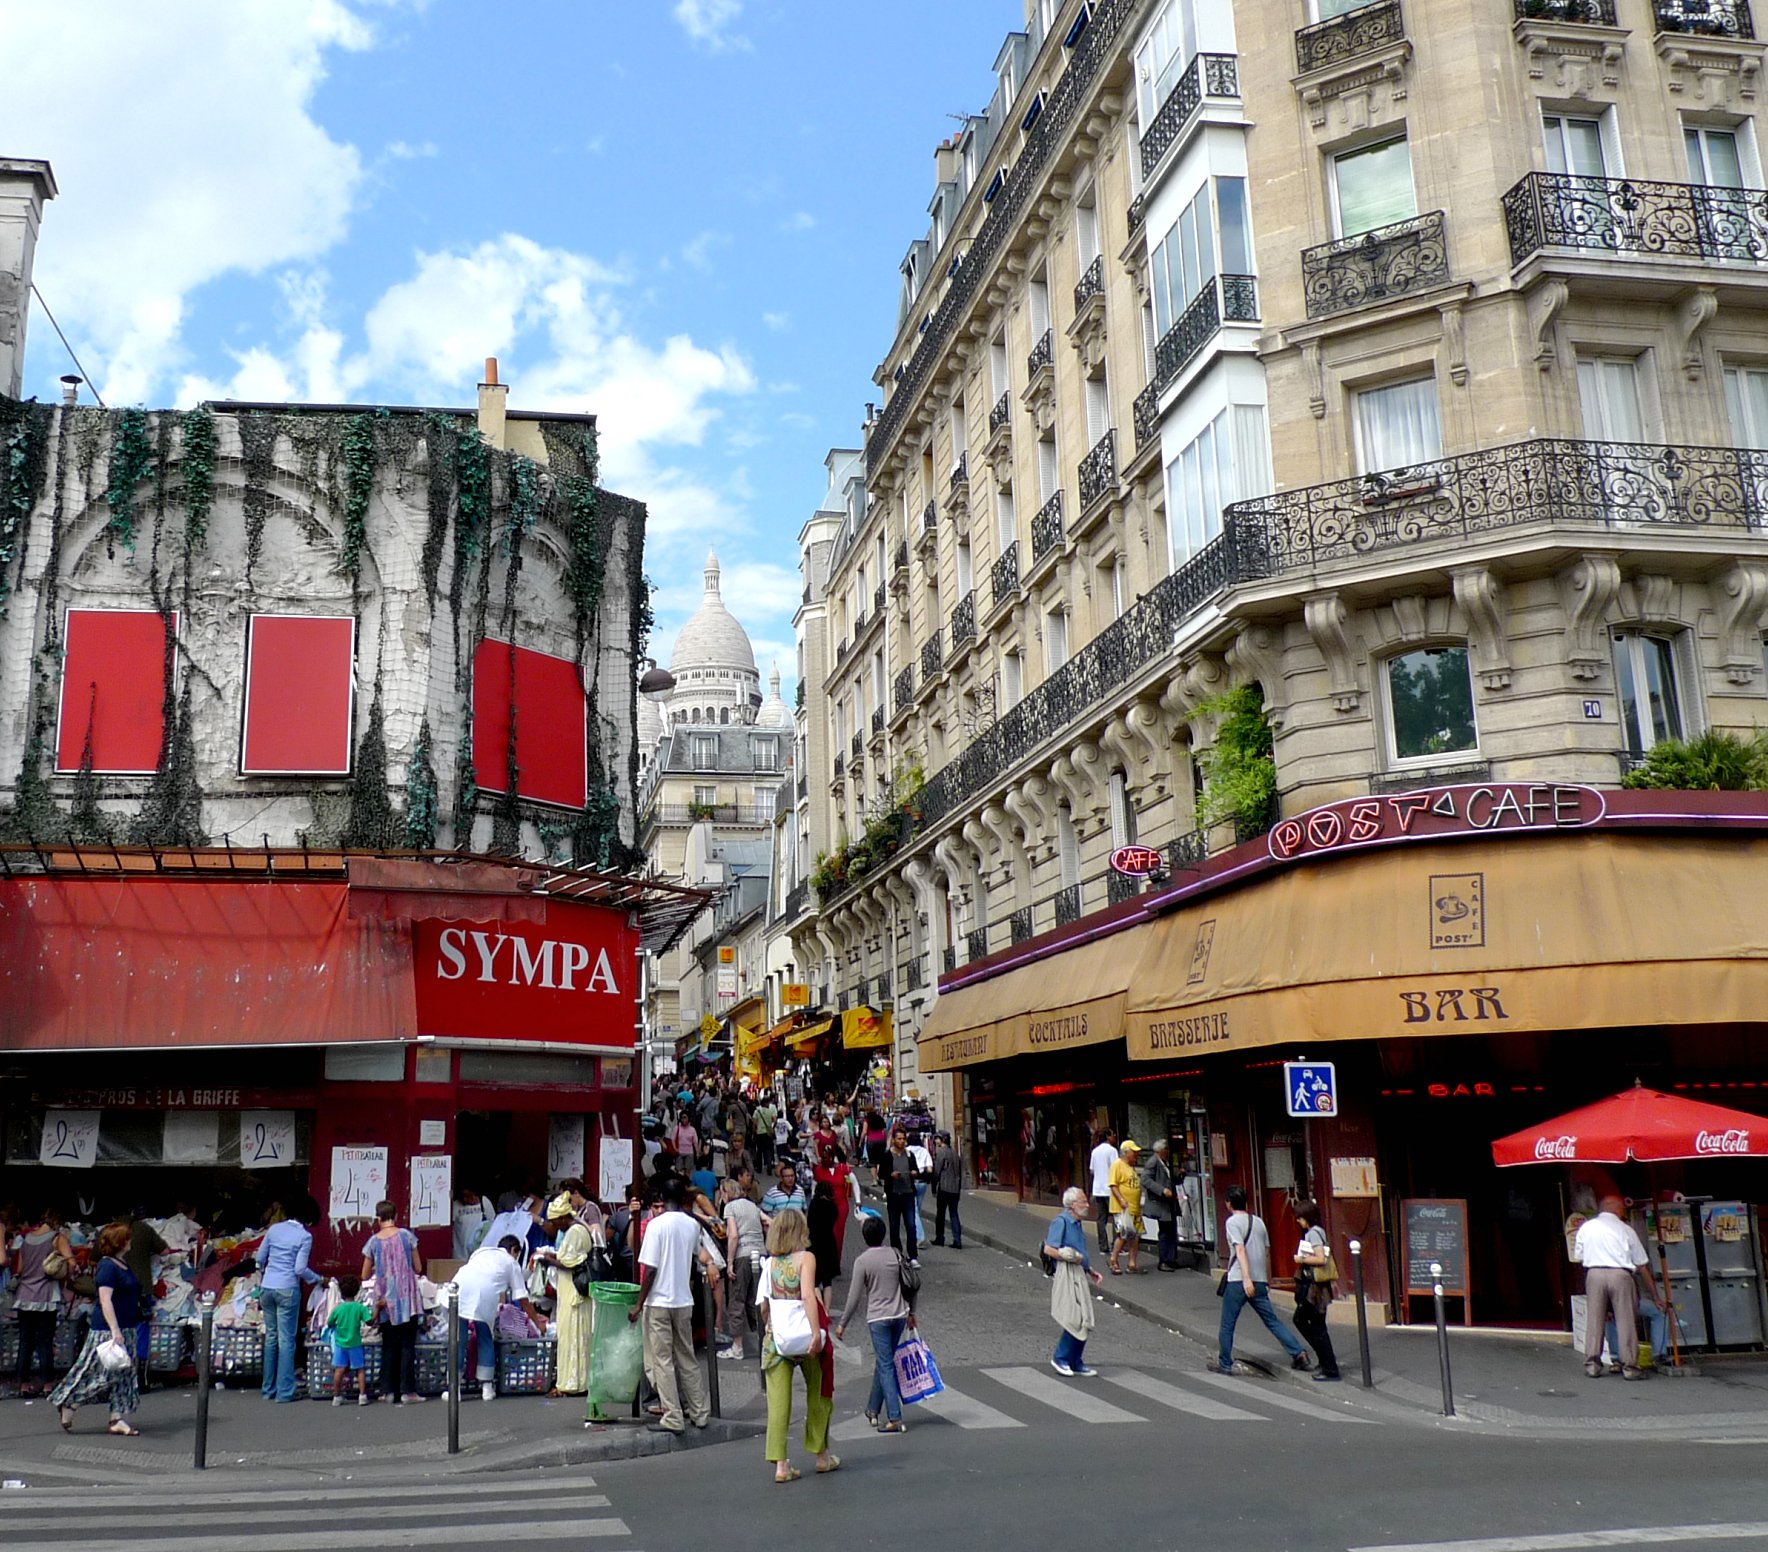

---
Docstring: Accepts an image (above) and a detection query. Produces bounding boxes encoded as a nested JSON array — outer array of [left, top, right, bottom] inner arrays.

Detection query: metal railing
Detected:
[[1107, 870, 1142, 906], [643, 803, 777, 827], [894, 663, 915, 714], [851, 732, 864, 761], [894, 539, 909, 571], [966, 926, 990, 963], [1168, 828, 1207, 873], [1079, 429, 1118, 511], [778, 879, 810, 922], [1654, 0, 1753, 34], [991, 539, 1020, 606], [1295, 0, 1406, 74], [834, 752, 845, 777], [1010, 905, 1033, 944], [870, 707, 884, 736], [1074, 253, 1105, 312], [942, 945, 957, 974], [1032, 490, 1066, 560], [906, 956, 925, 993], [1137, 275, 1258, 445], [1127, 192, 1146, 233], [1053, 883, 1082, 926], [922, 500, 938, 535], [1138, 52, 1239, 181], [920, 631, 944, 681], [1027, 328, 1054, 382], [1302, 212, 1448, 319], [874, 582, 886, 613], [949, 590, 977, 651], [989, 391, 1012, 436], [1513, 0, 1616, 19], [836, 638, 849, 663], [853, 611, 868, 638], [1503, 172, 1768, 266], [951, 451, 969, 491]]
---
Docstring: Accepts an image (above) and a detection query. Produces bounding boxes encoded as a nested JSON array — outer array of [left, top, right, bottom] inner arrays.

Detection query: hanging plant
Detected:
[[338, 410, 381, 582], [179, 406, 218, 555], [238, 412, 278, 587], [403, 715, 440, 849], [0, 399, 50, 614], [104, 407, 153, 553]]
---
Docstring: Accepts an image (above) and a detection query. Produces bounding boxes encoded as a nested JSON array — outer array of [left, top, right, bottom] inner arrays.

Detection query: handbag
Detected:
[[43, 1250, 70, 1281], [762, 1258, 818, 1358], [95, 1336, 135, 1373], [897, 1251, 922, 1299]]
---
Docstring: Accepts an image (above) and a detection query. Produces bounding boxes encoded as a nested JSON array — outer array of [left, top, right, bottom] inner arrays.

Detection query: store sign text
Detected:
[[1027, 1012, 1091, 1048], [1399, 987, 1509, 1023], [1145, 1009, 1232, 1051], [1269, 784, 1604, 864], [1535, 1134, 1578, 1160], [434, 927, 621, 994], [1696, 1128, 1751, 1155]]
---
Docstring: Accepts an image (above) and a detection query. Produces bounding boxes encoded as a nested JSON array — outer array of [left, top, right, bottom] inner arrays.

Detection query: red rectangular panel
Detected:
[[472, 638, 588, 809], [55, 609, 175, 773], [241, 614, 356, 775]]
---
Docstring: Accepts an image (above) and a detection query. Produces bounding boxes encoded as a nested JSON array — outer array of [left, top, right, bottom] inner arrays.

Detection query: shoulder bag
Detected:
[[767, 1260, 818, 1358], [897, 1251, 922, 1298]]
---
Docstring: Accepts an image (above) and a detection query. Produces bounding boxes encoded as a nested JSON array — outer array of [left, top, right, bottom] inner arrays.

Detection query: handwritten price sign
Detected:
[[39, 1109, 100, 1169], [239, 1110, 295, 1167], [328, 1146, 389, 1221]]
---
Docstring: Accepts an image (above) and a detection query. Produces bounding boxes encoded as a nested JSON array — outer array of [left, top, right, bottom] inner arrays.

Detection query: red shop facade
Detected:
[[0, 851, 707, 1271]]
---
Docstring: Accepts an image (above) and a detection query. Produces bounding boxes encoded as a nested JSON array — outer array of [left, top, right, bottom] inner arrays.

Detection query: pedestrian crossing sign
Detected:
[[1284, 1062, 1337, 1118]]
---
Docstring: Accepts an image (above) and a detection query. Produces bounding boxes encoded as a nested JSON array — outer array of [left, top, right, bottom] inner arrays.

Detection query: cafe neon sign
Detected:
[[1268, 783, 1605, 864]]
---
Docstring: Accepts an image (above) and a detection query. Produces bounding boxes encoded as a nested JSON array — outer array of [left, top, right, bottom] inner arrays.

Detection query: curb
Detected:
[[451, 1414, 763, 1473]]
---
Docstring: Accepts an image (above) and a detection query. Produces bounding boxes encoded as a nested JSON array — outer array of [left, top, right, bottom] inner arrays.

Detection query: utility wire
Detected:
[[29, 282, 105, 407]]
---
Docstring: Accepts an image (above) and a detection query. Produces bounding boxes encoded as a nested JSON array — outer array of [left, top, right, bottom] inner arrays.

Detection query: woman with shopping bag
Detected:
[[51, 1222, 142, 1435], [835, 1212, 914, 1434], [757, 1208, 838, 1482]]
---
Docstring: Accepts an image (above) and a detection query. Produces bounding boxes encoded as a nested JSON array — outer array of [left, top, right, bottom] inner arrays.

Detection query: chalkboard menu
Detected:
[[1402, 1198, 1468, 1298]]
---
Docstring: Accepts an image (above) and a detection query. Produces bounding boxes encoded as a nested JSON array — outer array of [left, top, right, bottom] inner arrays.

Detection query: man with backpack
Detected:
[[1211, 1184, 1310, 1375]]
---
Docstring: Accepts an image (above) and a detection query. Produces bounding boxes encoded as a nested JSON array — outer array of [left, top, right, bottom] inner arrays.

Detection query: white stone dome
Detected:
[[671, 549, 756, 674], [756, 663, 789, 728]]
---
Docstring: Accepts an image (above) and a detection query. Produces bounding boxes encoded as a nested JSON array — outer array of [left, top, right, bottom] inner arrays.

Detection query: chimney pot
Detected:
[[483, 356, 499, 386]]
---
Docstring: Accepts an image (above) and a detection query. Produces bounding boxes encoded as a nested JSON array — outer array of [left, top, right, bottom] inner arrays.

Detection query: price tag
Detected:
[[39, 1109, 100, 1169], [239, 1110, 295, 1167]]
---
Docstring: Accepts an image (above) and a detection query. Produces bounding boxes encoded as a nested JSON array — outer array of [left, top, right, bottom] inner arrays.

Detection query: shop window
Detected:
[[240, 614, 355, 775], [1612, 630, 1687, 757], [323, 1044, 405, 1082], [1384, 645, 1479, 764], [55, 608, 175, 774], [471, 639, 587, 809]]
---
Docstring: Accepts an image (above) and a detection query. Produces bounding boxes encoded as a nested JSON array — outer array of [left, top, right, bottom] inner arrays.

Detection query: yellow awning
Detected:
[[842, 1006, 893, 1050], [786, 1017, 835, 1050]]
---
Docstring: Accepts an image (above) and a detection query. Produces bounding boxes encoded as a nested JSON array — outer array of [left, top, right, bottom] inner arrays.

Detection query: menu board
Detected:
[[1403, 1197, 1468, 1299]]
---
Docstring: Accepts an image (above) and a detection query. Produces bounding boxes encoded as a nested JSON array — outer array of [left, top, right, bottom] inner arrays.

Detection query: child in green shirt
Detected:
[[325, 1275, 372, 1406]]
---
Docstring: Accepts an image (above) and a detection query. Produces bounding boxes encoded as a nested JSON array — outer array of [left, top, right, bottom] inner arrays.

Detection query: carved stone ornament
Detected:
[[1439, 300, 1468, 387], [1716, 561, 1768, 685], [1528, 278, 1570, 371], [1558, 553, 1622, 681], [1298, 41, 1413, 137], [1302, 339, 1328, 420], [1226, 622, 1290, 731], [1514, 17, 1627, 97], [1304, 592, 1362, 712], [1657, 33, 1765, 106], [1671, 285, 1719, 380]]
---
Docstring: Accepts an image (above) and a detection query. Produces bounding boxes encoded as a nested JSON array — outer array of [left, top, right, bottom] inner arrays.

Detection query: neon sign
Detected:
[[1268, 783, 1604, 864]]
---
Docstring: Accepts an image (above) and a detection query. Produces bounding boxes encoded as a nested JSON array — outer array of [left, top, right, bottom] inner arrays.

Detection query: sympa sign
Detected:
[[1268, 783, 1605, 864]]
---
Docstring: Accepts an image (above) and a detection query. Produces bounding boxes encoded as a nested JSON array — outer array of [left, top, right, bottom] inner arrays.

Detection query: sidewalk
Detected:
[[955, 1189, 1768, 1436]]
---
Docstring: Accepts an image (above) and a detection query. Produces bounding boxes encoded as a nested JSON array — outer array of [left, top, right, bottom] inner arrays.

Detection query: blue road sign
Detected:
[[1284, 1062, 1337, 1118]]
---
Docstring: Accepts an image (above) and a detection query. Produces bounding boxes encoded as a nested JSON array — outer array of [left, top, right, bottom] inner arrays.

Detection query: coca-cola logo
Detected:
[[1534, 1134, 1578, 1160], [1696, 1128, 1750, 1155]]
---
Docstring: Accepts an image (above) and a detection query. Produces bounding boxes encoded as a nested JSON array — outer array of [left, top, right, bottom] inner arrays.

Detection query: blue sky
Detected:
[[2, 0, 1016, 685]]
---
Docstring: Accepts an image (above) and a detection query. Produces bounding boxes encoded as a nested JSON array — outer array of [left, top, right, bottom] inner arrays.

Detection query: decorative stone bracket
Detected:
[[1657, 31, 1764, 107], [1558, 553, 1622, 681], [1451, 566, 1514, 691], [1672, 285, 1719, 380], [1514, 17, 1627, 98], [1717, 561, 1768, 685], [1304, 593, 1362, 712], [1226, 622, 1291, 731]]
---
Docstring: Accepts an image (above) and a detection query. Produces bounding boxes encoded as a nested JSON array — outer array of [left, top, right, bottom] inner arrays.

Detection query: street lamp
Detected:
[[638, 656, 676, 698]]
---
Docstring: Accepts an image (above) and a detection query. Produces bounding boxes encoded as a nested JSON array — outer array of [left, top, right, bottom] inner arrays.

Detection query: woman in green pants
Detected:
[[758, 1208, 838, 1482]]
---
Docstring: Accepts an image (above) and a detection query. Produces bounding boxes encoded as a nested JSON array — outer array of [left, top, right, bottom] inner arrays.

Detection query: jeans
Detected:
[[887, 1193, 918, 1260], [16, 1308, 56, 1388], [912, 1182, 927, 1243], [867, 1317, 907, 1422], [1053, 1327, 1088, 1370], [259, 1284, 302, 1401], [934, 1189, 963, 1246], [462, 1319, 496, 1383], [1218, 1280, 1306, 1367], [1156, 1216, 1178, 1267], [381, 1317, 419, 1398]]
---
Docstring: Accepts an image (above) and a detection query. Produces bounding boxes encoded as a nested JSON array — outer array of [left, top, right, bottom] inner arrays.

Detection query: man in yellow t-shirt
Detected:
[[1108, 1139, 1145, 1275]]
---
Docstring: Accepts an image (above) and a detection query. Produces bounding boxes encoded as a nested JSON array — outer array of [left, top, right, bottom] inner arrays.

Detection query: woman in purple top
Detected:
[[362, 1200, 425, 1404]]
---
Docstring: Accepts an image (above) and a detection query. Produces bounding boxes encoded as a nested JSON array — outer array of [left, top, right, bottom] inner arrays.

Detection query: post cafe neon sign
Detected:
[[1268, 783, 1605, 864]]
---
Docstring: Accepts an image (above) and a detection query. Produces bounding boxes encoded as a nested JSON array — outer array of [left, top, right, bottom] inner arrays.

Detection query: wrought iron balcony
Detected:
[[644, 803, 779, 827], [894, 539, 909, 571], [833, 752, 845, 777], [1302, 212, 1448, 320], [966, 927, 989, 963], [951, 451, 969, 492], [1074, 254, 1105, 312], [877, 970, 892, 1000], [991, 539, 1020, 607], [1078, 430, 1118, 512], [874, 582, 886, 614], [1503, 172, 1768, 266], [1295, 0, 1406, 75], [779, 879, 810, 922], [1168, 829, 1206, 873], [1032, 490, 1066, 560], [922, 500, 938, 534], [941, 945, 956, 974], [1654, 0, 1753, 35], [853, 610, 868, 638], [906, 955, 924, 993], [894, 663, 914, 714], [1053, 883, 1082, 926], [948, 590, 977, 651], [1134, 380, 1161, 450], [1027, 328, 1054, 382], [1223, 436, 1768, 581], [920, 631, 944, 681], [1010, 906, 1033, 944], [870, 707, 885, 736], [1107, 870, 1144, 906], [1127, 193, 1146, 234], [989, 392, 1012, 436], [1513, 0, 1616, 19], [1138, 52, 1239, 181], [796, 774, 808, 802], [835, 638, 849, 663], [1144, 275, 1259, 425]]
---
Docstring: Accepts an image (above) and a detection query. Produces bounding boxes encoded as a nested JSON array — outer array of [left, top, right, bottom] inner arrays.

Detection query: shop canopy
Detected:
[[1492, 1085, 1768, 1166], [786, 1017, 835, 1050]]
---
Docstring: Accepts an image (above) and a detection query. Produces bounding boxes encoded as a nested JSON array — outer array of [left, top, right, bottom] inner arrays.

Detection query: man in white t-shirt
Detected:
[[1088, 1129, 1119, 1255], [452, 1236, 545, 1400], [631, 1175, 712, 1433], [1573, 1196, 1651, 1380]]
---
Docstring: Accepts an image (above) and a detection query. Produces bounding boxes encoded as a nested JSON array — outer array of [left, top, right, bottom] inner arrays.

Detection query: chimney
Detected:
[[0, 158, 57, 402], [476, 354, 508, 449]]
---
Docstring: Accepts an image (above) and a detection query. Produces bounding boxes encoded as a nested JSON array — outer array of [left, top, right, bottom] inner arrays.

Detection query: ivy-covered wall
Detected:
[[0, 395, 649, 867]]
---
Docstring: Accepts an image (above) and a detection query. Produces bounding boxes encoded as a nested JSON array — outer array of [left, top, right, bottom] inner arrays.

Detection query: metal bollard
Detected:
[[1349, 1239, 1374, 1390], [1431, 1260, 1455, 1417], [701, 1276, 722, 1419], [194, 1292, 215, 1470], [445, 1285, 460, 1456]]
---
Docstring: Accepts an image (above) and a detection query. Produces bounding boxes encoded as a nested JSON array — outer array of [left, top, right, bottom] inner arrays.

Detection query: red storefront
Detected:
[[0, 850, 706, 1270]]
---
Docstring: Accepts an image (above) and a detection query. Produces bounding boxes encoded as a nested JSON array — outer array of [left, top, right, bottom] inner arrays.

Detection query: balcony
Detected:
[[990, 539, 1020, 608], [941, 945, 956, 974], [1302, 212, 1449, 320], [1168, 829, 1206, 873], [988, 391, 1012, 437], [1053, 883, 1082, 926], [877, 970, 892, 1000], [1224, 435, 1768, 581], [1513, 0, 1616, 18], [796, 774, 808, 802], [1073, 253, 1105, 313], [833, 752, 846, 779], [920, 631, 944, 683], [950, 451, 969, 494], [836, 638, 849, 664], [906, 955, 924, 994], [922, 500, 938, 536], [893, 663, 914, 716], [1107, 870, 1143, 906], [778, 879, 810, 922], [1026, 328, 1054, 385], [966, 927, 989, 964], [894, 539, 909, 572], [1137, 276, 1259, 447], [1078, 430, 1118, 513], [1127, 192, 1146, 234], [1139, 52, 1240, 182], [870, 707, 885, 737], [1295, 0, 1407, 74], [1503, 172, 1768, 267], [1654, 0, 1754, 34], [853, 610, 868, 638], [1032, 490, 1066, 561], [643, 802, 778, 827], [1010, 906, 1033, 945], [948, 590, 977, 654], [851, 731, 864, 762]]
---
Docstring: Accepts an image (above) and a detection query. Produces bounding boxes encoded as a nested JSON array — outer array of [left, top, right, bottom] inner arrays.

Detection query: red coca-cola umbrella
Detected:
[[1491, 1084, 1768, 1166]]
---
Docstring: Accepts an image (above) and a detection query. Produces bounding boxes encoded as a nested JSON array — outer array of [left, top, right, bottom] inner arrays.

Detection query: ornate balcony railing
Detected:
[[1128, 192, 1146, 233], [1223, 436, 1768, 581], [1138, 52, 1239, 180], [1295, 0, 1406, 74], [871, 707, 885, 736], [1010, 906, 1034, 944], [874, 582, 886, 614], [1503, 172, 1768, 266], [941, 945, 956, 974], [833, 752, 845, 777], [991, 539, 1020, 606], [1053, 883, 1082, 926], [1074, 254, 1105, 312], [1168, 828, 1206, 873], [851, 732, 864, 761], [951, 451, 969, 492], [1133, 380, 1161, 449], [894, 663, 915, 714], [1107, 870, 1143, 906], [1027, 328, 1054, 382], [835, 638, 850, 663], [1078, 430, 1118, 511], [1032, 490, 1066, 560], [877, 970, 892, 1000], [948, 590, 977, 651], [779, 879, 810, 922], [920, 631, 944, 681], [966, 927, 990, 963], [894, 539, 909, 571], [922, 500, 938, 534], [989, 391, 1012, 436], [1513, 0, 1616, 20], [1302, 212, 1448, 319], [868, 0, 1152, 476], [906, 955, 924, 993], [644, 803, 779, 827], [1144, 275, 1259, 424], [853, 610, 868, 638], [1654, 0, 1753, 35]]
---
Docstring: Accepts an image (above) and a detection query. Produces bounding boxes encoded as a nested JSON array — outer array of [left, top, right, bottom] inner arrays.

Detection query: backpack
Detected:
[[897, 1251, 922, 1299]]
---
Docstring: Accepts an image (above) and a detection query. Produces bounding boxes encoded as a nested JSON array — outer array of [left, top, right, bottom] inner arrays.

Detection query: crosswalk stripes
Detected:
[[917, 1383, 1024, 1430], [1102, 1367, 1269, 1422], [1189, 1368, 1379, 1423], [982, 1365, 1146, 1422]]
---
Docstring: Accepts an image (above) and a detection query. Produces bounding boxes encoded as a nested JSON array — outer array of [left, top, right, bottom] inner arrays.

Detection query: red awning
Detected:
[[1491, 1084, 1768, 1166]]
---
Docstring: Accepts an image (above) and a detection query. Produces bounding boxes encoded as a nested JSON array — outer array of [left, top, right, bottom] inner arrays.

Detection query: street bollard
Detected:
[[701, 1276, 722, 1419], [445, 1285, 460, 1456], [194, 1292, 215, 1470], [1349, 1239, 1374, 1390], [1431, 1260, 1455, 1417]]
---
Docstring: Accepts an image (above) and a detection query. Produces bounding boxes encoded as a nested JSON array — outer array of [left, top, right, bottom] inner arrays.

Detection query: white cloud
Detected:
[[673, 0, 749, 53], [0, 0, 372, 405], [762, 311, 790, 331], [780, 211, 816, 233], [384, 138, 438, 160], [681, 230, 731, 273]]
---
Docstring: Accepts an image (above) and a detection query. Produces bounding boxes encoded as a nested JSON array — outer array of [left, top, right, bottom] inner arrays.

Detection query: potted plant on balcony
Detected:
[[687, 799, 717, 823], [1621, 730, 1768, 790]]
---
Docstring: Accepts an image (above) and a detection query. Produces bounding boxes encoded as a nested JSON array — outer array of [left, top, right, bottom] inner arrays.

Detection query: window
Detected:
[[1037, 435, 1060, 504], [1077, 192, 1101, 268], [957, 538, 973, 595], [752, 737, 778, 772], [1003, 650, 1024, 709], [1723, 365, 1768, 448], [1385, 647, 1479, 764], [240, 614, 355, 776], [1355, 377, 1442, 473], [1134, 0, 1197, 130], [1686, 126, 1757, 260], [996, 482, 1017, 547], [55, 608, 175, 774], [1045, 608, 1070, 671], [1312, 0, 1372, 14], [1544, 114, 1610, 179], [1108, 558, 1126, 620], [1332, 137, 1415, 239], [949, 400, 967, 473], [1085, 375, 1111, 449], [1612, 631, 1686, 756], [1150, 182, 1218, 337], [1578, 357, 1648, 443], [990, 336, 1009, 400], [1685, 125, 1746, 189], [1109, 770, 1137, 848], [693, 732, 717, 766], [1167, 411, 1232, 562], [1217, 176, 1252, 274], [1029, 273, 1051, 340], [1057, 804, 1081, 889], [471, 638, 588, 809], [693, 785, 718, 808]]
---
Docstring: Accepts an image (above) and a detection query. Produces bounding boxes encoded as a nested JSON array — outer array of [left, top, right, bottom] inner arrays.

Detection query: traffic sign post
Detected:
[[1283, 1061, 1338, 1118]]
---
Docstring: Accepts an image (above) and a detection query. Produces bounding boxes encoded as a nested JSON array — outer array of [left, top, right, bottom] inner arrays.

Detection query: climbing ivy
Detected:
[[104, 407, 153, 553], [419, 413, 457, 606], [238, 412, 278, 587], [338, 410, 381, 582], [130, 678, 205, 847], [343, 690, 395, 848], [179, 407, 217, 554], [403, 716, 440, 849], [0, 399, 50, 613]]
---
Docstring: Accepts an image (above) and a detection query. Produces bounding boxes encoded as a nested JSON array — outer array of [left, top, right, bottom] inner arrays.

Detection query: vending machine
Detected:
[[1651, 1199, 1766, 1351]]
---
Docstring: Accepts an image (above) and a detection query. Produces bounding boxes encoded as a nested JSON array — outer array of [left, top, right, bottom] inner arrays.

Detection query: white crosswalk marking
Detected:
[[918, 1384, 1025, 1430], [6, 1526, 630, 1552], [1103, 1367, 1269, 1422], [1, 1495, 610, 1533], [982, 1365, 1147, 1423], [1190, 1368, 1378, 1423]]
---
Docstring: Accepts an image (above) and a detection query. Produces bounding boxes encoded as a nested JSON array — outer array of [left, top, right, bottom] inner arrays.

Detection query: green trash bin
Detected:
[[587, 1281, 644, 1422]]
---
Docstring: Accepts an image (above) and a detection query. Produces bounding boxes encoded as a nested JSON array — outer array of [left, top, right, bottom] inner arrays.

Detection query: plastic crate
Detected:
[[305, 1341, 383, 1399], [415, 1341, 448, 1396], [495, 1337, 556, 1396], [52, 1320, 79, 1367], [0, 1323, 16, 1370], [210, 1325, 265, 1382], [147, 1322, 190, 1372]]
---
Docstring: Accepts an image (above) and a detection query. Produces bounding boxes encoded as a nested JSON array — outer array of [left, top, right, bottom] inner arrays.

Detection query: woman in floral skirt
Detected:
[[51, 1221, 141, 1436]]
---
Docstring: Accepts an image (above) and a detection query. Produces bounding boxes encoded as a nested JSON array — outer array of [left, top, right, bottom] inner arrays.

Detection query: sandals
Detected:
[[816, 1454, 842, 1474], [107, 1419, 140, 1437], [773, 1466, 802, 1483], [879, 1421, 907, 1434], [58, 1406, 75, 1432]]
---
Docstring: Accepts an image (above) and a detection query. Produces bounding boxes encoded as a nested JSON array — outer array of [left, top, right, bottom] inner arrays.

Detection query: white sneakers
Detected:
[[481, 1381, 497, 1402], [1050, 1358, 1075, 1376]]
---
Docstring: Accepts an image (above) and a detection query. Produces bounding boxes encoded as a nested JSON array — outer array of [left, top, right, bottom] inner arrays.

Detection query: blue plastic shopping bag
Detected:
[[893, 1331, 944, 1405]]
